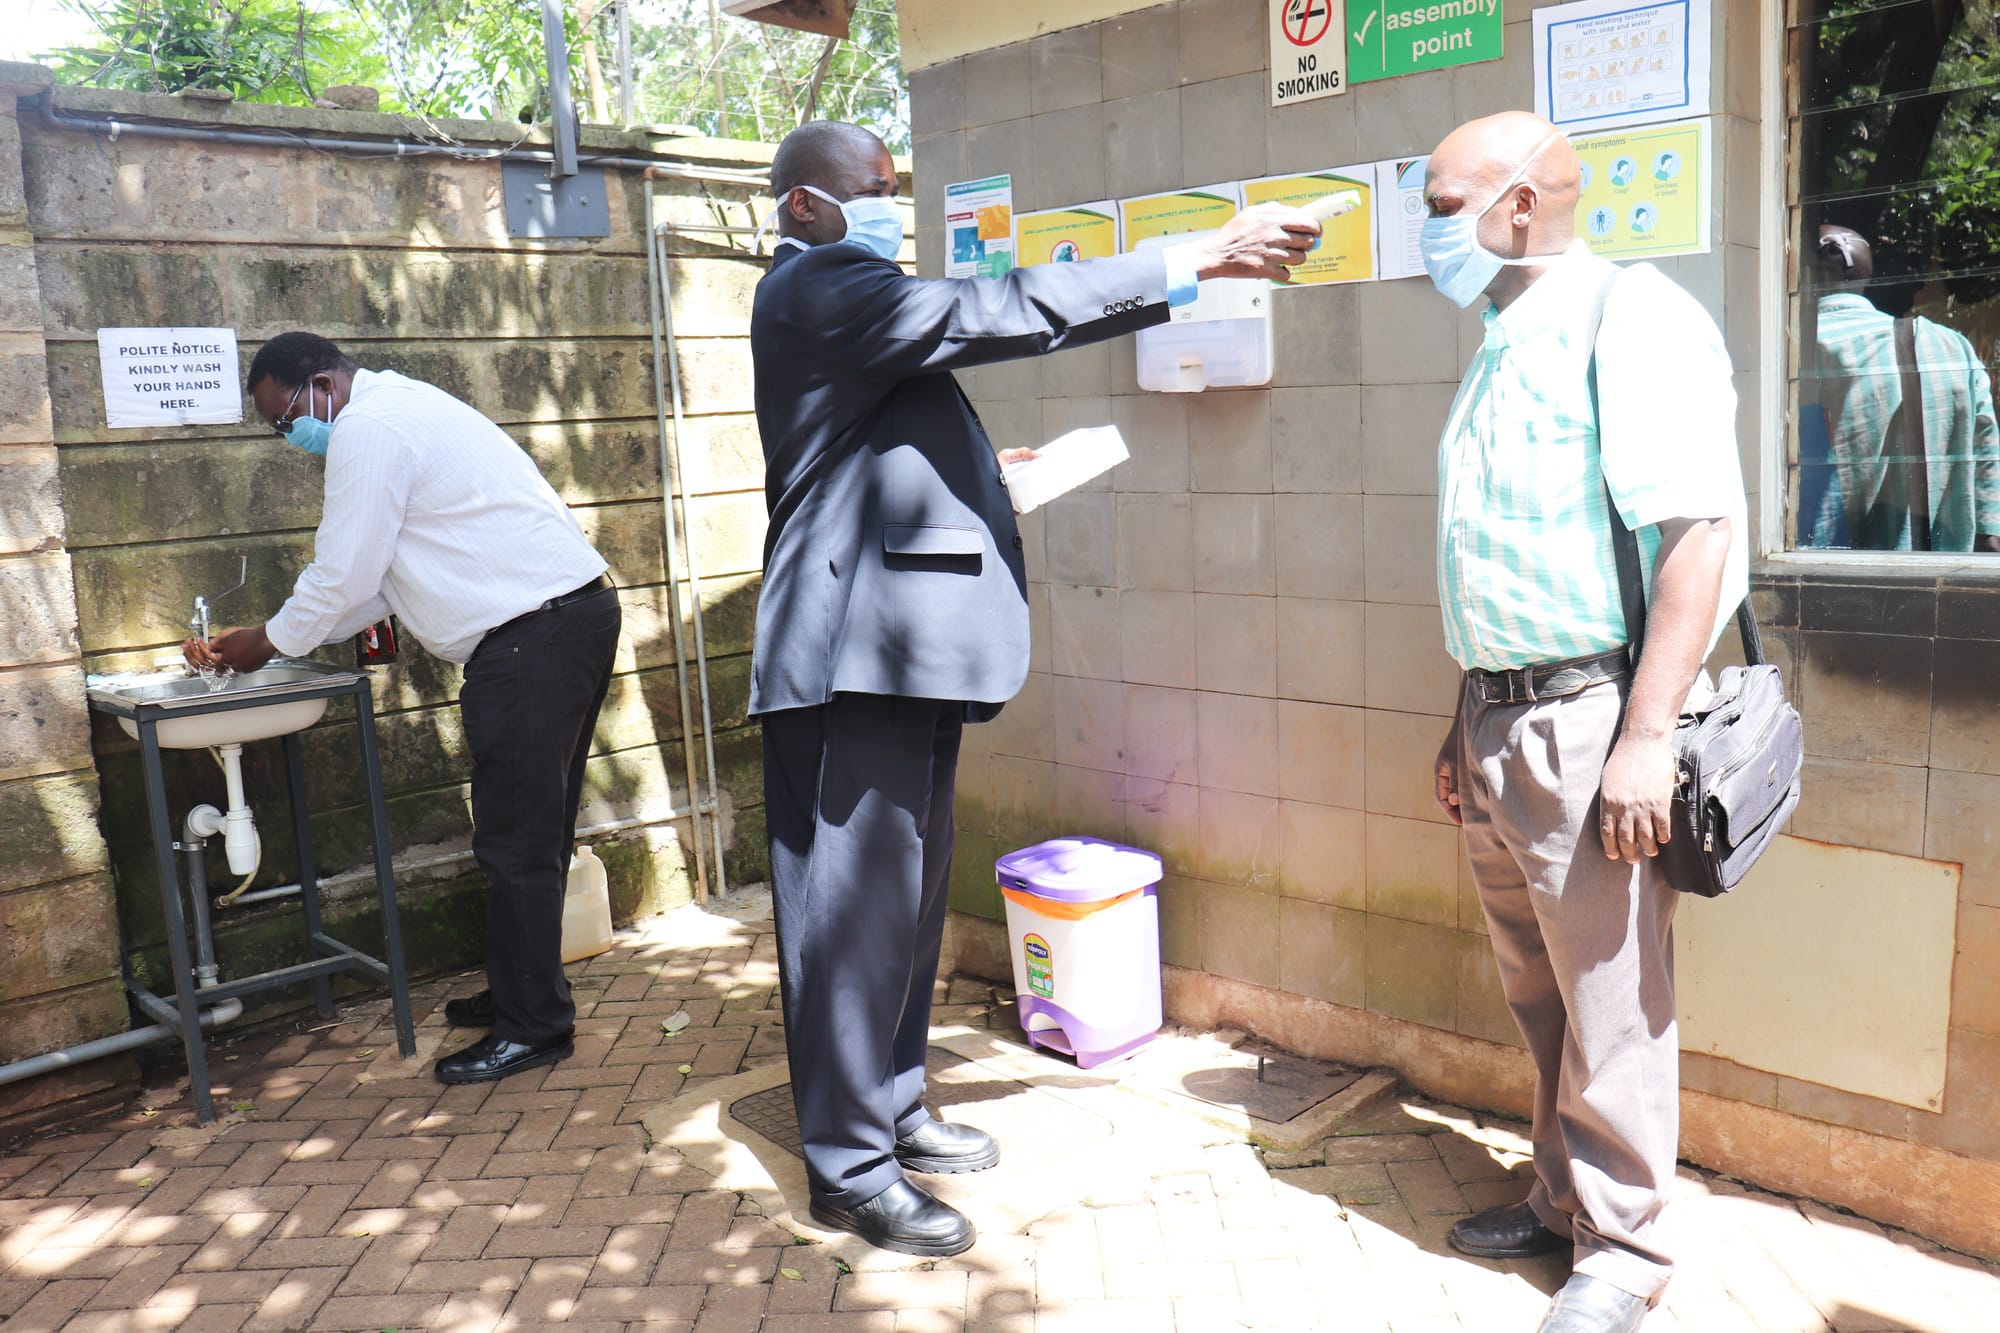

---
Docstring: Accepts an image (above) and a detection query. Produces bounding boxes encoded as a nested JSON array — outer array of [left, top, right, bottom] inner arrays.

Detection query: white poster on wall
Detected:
[[1373, 155, 1431, 281], [97, 328, 242, 428], [1533, 0, 1711, 134]]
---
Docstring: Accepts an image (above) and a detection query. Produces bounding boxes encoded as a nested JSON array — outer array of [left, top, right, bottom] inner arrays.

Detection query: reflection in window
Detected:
[[1788, 0, 2000, 554]]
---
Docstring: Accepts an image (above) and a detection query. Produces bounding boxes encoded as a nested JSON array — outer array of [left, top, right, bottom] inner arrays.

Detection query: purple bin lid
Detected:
[[994, 837, 1163, 903]]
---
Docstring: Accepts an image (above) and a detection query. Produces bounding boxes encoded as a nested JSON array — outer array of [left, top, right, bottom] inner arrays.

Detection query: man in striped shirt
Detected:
[[1800, 225, 2000, 553], [1422, 113, 1746, 1333]]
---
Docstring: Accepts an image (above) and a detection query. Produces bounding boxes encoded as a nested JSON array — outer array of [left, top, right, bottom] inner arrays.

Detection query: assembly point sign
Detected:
[[1346, 0, 1504, 84], [1269, 0, 1348, 106]]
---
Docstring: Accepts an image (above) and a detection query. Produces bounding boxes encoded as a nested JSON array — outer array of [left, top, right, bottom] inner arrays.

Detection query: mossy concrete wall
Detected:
[[1, 70, 783, 1131]]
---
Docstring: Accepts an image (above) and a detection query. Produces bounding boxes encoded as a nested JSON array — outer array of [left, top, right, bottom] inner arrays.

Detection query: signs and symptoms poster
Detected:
[[946, 174, 1014, 278], [1374, 155, 1432, 281], [1119, 184, 1242, 251], [1269, 0, 1348, 107], [1346, 0, 1503, 84], [1571, 118, 1711, 260], [1534, 0, 1711, 132], [97, 328, 242, 428], [1242, 169, 1377, 284], [1015, 203, 1120, 266]]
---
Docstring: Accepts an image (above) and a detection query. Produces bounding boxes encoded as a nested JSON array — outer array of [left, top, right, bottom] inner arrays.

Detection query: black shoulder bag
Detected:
[[1583, 270, 1803, 897]]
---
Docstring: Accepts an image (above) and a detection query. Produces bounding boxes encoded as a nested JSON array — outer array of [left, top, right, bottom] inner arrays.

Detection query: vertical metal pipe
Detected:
[[180, 838, 218, 983], [653, 221, 730, 898], [353, 684, 416, 1057], [644, 179, 712, 904], [541, 0, 580, 178], [140, 719, 214, 1123], [286, 731, 334, 1019]]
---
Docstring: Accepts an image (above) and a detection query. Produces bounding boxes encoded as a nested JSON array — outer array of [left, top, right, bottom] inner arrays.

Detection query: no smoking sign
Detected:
[[1269, 0, 1348, 106]]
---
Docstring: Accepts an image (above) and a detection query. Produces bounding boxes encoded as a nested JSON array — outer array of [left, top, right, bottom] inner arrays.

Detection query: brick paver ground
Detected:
[[3, 891, 1998, 1332]]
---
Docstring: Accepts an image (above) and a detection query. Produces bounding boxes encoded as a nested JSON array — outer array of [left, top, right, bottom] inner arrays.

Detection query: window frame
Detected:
[[1757, 0, 2000, 579]]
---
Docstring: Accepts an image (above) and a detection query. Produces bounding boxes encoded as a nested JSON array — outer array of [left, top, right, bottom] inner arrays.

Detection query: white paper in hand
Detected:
[[1003, 425, 1129, 515]]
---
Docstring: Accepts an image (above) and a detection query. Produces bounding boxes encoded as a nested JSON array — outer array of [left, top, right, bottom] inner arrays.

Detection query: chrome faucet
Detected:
[[192, 557, 247, 648]]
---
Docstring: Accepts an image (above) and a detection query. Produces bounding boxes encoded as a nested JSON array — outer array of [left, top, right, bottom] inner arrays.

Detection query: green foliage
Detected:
[[37, 0, 910, 147], [1804, 0, 2000, 305], [39, 0, 359, 103], [627, 0, 907, 150]]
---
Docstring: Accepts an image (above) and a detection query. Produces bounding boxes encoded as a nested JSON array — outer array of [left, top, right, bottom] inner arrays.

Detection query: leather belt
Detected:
[[535, 573, 613, 614], [1467, 648, 1629, 705]]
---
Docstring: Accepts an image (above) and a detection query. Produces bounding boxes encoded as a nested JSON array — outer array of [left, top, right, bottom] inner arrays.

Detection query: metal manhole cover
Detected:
[[731, 1084, 804, 1157], [1178, 1042, 1363, 1123]]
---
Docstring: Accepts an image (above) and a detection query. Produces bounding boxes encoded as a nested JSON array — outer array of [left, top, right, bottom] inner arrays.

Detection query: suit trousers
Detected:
[[761, 693, 963, 1208], [1456, 673, 1680, 1302], [459, 588, 621, 1044]]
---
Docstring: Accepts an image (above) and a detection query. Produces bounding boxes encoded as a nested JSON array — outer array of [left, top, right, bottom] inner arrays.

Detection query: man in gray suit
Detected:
[[751, 119, 1317, 1256]]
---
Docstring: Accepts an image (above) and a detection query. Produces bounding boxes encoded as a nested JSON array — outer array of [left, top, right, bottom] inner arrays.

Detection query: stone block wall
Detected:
[[1, 75, 781, 1129], [0, 65, 126, 1127], [908, 0, 2000, 1259]]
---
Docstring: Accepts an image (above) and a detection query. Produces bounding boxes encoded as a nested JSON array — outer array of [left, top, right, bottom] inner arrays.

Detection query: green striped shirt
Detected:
[[1804, 293, 2000, 552], [1437, 243, 1749, 672]]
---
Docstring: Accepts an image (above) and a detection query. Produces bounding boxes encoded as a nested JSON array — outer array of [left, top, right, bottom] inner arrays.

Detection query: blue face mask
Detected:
[[282, 382, 333, 456], [801, 184, 905, 261], [1421, 133, 1565, 308]]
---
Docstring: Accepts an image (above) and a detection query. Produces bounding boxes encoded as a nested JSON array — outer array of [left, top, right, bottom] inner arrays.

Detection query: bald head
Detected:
[[769, 120, 896, 248], [1424, 112, 1581, 306], [1814, 225, 1875, 285]]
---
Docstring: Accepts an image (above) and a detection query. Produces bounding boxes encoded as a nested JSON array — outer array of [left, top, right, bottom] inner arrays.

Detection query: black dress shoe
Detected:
[[442, 990, 495, 1028], [808, 1177, 975, 1257], [1448, 1201, 1567, 1260], [1536, 1274, 1649, 1333], [894, 1118, 1000, 1174], [434, 1030, 573, 1085]]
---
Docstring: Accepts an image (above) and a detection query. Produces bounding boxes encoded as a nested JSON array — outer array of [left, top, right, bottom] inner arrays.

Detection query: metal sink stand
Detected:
[[99, 675, 415, 1122]]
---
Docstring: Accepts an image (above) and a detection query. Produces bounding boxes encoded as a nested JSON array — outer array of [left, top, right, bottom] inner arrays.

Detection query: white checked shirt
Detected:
[[1436, 242, 1749, 672], [264, 369, 607, 665]]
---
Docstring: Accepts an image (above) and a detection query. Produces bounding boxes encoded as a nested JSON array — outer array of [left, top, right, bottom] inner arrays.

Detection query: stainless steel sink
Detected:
[[86, 659, 364, 749]]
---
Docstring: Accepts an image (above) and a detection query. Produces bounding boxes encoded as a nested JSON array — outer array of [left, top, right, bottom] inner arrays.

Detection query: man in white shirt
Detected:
[[186, 331, 619, 1085]]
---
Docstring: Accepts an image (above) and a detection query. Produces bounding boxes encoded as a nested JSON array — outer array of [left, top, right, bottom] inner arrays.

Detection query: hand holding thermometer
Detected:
[[1300, 190, 1362, 222]]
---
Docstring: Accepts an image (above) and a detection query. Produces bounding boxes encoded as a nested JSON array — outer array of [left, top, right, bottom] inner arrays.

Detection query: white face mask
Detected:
[[796, 185, 905, 260], [1420, 131, 1567, 308]]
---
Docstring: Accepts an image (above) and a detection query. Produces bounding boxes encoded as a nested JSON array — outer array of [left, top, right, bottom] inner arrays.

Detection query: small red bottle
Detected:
[[355, 618, 399, 666]]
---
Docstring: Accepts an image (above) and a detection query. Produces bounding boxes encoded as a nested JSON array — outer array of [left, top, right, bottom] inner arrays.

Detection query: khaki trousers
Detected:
[[1456, 673, 1680, 1301]]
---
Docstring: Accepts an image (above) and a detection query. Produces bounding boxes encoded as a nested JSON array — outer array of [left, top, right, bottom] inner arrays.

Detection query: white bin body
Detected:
[[1003, 888, 1162, 1066]]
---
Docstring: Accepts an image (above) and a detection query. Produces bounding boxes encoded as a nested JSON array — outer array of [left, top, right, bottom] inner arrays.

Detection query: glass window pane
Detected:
[[1787, 0, 2000, 555]]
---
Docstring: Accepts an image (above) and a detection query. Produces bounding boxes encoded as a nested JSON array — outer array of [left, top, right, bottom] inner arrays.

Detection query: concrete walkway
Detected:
[[2, 892, 1997, 1332]]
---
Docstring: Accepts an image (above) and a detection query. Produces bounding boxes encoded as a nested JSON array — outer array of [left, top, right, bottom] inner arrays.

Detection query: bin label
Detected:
[[1023, 934, 1055, 999]]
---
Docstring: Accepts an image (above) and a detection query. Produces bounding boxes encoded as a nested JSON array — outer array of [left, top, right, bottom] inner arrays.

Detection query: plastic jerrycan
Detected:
[[560, 845, 614, 964]]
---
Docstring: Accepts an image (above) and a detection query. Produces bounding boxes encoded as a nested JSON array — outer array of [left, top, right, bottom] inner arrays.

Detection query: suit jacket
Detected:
[[747, 242, 1174, 717]]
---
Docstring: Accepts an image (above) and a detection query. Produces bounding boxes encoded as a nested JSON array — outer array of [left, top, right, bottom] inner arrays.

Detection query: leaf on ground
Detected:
[[677, 1064, 693, 1074], [357, 1049, 374, 1058], [661, 1011, 691, 1035], [138, 1177, 154, 1187], [233, 1101, 255, 1112], [779, 1267, 803, 1281]]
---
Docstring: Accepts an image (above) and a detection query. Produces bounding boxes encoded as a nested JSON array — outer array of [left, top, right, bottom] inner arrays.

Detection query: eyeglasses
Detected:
[[272, 380, 309, 437]]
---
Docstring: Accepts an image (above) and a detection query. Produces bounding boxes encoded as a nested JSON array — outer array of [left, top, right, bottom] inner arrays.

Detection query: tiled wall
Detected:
[[900, 0, 2000, 1175]]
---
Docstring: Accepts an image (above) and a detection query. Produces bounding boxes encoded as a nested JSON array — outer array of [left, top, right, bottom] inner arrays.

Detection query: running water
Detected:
[[194, 663, 234, 693]]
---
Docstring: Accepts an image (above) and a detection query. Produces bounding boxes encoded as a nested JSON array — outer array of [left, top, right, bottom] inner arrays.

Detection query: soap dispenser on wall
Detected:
[[1132, 230, 1276, 393]]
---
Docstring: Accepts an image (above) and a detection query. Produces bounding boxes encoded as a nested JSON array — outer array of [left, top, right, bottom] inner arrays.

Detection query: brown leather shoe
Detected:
[[1448, 1201, 1566, 1260]]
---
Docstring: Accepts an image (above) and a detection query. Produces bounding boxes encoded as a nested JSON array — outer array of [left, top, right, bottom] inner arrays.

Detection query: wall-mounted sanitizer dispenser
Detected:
[[1133, 231, 1275, 393]]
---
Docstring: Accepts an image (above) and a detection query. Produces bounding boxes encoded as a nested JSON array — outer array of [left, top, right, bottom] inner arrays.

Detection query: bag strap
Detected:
[[1891, 316, 1933, 551], [1585, 267, 1765, 668]]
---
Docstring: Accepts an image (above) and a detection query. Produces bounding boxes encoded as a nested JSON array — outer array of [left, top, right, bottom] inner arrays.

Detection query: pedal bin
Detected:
[[996, 836, 1164, 1068]]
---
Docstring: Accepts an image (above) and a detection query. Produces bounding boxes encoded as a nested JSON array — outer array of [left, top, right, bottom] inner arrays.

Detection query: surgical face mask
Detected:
[[1421, 133, 1565, 308], [799, 184, 904, 261], [281, 382, 332, 456]]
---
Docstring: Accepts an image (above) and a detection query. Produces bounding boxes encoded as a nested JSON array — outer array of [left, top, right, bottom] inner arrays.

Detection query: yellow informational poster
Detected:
[[1118, 184, 1241, 251], [1570, 118, 1711, 261], [1240, 167, 1377, 284], [1015, 202, 1121, 266]]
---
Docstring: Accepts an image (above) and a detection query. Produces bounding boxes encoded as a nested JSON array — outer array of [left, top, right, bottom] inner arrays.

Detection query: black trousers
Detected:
[[761, 693, 964, 1208], [459, 588, 621, 1043]]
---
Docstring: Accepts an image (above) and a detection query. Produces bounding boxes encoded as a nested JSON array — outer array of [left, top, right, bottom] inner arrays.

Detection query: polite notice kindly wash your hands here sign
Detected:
[[97, 327, 243, 428]]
